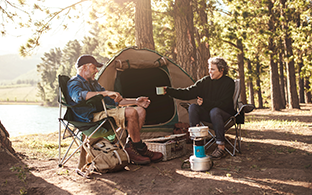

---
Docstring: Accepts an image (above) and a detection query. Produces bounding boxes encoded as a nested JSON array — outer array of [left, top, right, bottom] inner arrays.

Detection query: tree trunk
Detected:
[[278, 50, 286, 108], [281, 0, 300, 109], [247, 60, 254, 105], [135, 0, 155, 50], [255, 59, 263, 108], [194, 0, 210, 80], [174, 0, 197, 80], [305, 78, 312, 103], [298, 53, 305, 103], [268, 0, 282, 111], [269, 50, 282, 111], [0, 121, 16, 157], [285, 39, 300, 109], [237, 39, 247, 104]]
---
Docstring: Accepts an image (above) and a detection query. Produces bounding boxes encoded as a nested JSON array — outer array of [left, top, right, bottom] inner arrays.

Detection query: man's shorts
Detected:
[[93, 106, 126, 129], [81, 107, 126, 139]]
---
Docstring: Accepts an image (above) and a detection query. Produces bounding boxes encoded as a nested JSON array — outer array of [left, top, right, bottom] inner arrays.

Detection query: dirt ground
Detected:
[[1, 104, 312, 195]]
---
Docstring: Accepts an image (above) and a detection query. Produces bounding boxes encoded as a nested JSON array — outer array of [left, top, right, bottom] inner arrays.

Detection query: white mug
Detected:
[[156, 87, 165, 95]]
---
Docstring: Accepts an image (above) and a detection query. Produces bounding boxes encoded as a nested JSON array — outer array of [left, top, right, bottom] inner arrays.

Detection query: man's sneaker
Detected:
[[125, 141, 151, 165], [209, 147, 226, 159], [137, 144, 163, 162]]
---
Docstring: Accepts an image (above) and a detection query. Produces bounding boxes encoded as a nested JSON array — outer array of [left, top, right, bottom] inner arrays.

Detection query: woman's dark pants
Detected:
[[188, 104, 231, 145]]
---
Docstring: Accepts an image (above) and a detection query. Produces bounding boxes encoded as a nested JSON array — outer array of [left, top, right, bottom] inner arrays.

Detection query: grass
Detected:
[[0, 84, 35, 89], [11, 119, 305, 161], [11, 131, 78, 160], [9, 165, 30, 195], [244, 106, 312, 128], [10, 104, 312, 160], [244, 118, 307, 128], [0, 86, 39, 102]]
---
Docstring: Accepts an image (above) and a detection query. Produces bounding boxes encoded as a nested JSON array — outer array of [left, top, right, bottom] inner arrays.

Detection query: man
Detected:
[[164, 57, 235, 159], [67, 54, 163, 165]]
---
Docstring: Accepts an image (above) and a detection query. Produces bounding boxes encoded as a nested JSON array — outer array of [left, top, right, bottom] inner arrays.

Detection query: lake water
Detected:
[[0, 105, 60, 137]]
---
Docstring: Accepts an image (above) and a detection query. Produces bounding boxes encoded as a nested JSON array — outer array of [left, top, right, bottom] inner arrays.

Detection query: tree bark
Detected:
[[0, 121, 16, 156], [278, 50, 286, 108], [135, 0, 155, 50], [298, 56, 305, 103], [247, 60, 254, 105], [237, 39, 247, 104], [281, 0, 300, 109], [304, 78, 312, 103], [269, 48, 282, 111], [194, 0, 210, 80], [296, 11, 305, 104], [255, 58, 263, 108], [268, 0, 282, 111], [174, 0, 197, 80]]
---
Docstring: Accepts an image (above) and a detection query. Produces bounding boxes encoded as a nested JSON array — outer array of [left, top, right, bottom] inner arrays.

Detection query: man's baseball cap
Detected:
[[76, 55, 103, 68]]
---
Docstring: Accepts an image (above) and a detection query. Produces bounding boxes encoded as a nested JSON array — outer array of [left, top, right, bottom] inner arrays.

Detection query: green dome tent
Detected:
[[97, 47, 196, 133]]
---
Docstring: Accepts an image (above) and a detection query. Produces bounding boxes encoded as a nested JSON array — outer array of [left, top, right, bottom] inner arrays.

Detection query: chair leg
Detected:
[[204, 136, 216, 149], [224, 136, 238, 156], [58, 121, 84, 167], [60, 143, 84, 166], [224, 124, 241, 156], [59, 134, 83, 166], [202, 123, 216, 150], [115, 127, 127, 149], [238, 124, 241, 153]]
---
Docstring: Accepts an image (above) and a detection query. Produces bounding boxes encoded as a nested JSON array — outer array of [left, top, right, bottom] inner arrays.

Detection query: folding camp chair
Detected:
[[57, 75, 126, 167], [180, 79, 254, 156]]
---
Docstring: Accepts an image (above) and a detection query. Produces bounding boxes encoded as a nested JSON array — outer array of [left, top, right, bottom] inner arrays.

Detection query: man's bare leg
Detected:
[[134, 106, 146, 129], [124, 106, 163, 163], [125, 107, 143, 142], [123, 107, 151, 164]]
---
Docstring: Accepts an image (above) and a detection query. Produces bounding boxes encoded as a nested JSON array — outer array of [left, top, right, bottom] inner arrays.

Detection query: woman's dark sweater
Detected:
[[166, 75, 236, 115]]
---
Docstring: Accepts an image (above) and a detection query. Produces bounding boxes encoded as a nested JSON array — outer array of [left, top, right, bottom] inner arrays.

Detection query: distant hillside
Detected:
[[0, 54, 42, 81], [13, 69, 39, 82]]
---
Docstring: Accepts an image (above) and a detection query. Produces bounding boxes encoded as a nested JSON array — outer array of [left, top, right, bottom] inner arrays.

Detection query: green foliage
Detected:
[[10, 164, 29, 194], [37, 48, 62, 106], [0, 0, 31, 36], [37, 23, 104, 105], [5, 0, 90, 56], [58, 39, 82, 77], [90, 0, 136, 57], [152, 0, 176, 58], [10, 165, 29, 184], [5, 0, 312, 106]]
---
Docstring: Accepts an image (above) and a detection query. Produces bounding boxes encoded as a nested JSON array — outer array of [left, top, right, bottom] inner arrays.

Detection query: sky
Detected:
[[0, 0, 91, 56], [0, 25, 88, 55]]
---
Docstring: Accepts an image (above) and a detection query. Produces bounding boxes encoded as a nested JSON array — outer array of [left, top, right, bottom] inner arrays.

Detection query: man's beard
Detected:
[[87, 72, 97, 81], [87, 78, 94, 82]]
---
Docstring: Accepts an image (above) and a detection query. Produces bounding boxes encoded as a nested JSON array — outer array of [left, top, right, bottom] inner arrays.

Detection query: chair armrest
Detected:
[[61, 94, 116, 111], [62, 94, 104, 108], [237, 104, 255, 115], [85, 94, 104, 104], [85, 94, 108, 111]]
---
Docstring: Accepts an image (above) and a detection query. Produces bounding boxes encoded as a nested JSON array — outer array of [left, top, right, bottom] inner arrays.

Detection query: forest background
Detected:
[[1, 0, 312, 111]]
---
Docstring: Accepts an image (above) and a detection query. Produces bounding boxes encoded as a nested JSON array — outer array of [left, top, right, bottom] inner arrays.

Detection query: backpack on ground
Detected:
[[79, 137, 129, 177]]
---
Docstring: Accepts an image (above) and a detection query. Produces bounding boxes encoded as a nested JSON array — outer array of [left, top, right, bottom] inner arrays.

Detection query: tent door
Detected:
[[114, 67, 175, 125]]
